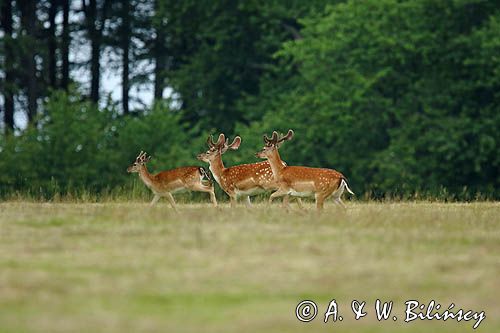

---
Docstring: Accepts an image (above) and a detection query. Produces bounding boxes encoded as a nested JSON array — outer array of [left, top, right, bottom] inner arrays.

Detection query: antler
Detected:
[[263, 130, 287, 146], [136, 151, 151, 163], [207, 134, 225, 148], [271, 131, 279, 143], [221, 136, 241, 153], [278, 129, 294, 143], [136, 151, 146, 161], [263, 131, 278, 145], [207, 135, 215, 148], [216, 134, 225, 147]]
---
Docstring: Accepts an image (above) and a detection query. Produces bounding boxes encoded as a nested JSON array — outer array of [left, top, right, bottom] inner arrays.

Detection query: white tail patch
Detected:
[[341, 179, 355, 195], [199, 167, 212, 184]]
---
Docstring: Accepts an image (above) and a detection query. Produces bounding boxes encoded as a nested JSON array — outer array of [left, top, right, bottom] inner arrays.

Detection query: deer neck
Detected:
[[138, 165, 155, 189], [208, 154, 225, 186], [266, 149, 286, 181]]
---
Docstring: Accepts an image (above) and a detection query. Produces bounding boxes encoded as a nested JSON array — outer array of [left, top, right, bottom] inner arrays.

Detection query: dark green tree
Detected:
[[61, 0, 70, 89], [1, 0, 15, 132], [82, 0, 111, 104], [163, 0, 330, 133], [19, 0, 38, 123], [238, 0, 500, 198]]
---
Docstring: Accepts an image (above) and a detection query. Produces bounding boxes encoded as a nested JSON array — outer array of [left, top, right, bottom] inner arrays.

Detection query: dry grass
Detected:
[[0, 201, 499, 333]]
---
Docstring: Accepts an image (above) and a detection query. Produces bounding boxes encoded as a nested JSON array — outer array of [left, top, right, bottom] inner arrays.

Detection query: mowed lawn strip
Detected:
[[0, 202, 498, 333]]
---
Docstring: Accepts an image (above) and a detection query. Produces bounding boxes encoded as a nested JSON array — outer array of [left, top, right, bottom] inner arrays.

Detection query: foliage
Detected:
[[0, 89, 201, 198], [1, 0, 499, 200], [235, 0, 500, 199]]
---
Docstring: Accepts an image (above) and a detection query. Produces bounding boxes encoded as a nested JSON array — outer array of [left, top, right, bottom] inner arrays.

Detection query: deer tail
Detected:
[[199, 167, 213, 185], [341, 178, 355, 195]]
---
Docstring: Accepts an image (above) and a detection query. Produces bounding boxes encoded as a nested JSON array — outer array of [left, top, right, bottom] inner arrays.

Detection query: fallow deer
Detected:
[[197, 134, 301, 207], [256, 130, 354, 211], [127, 151, 217, 210]]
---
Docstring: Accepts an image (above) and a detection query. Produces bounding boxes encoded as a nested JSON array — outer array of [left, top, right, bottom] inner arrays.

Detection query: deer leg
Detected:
[[335, 197, 347, 209], [230, 195, 237, 208], [164, 192, 178, 212], [295, 198, 305, 210], [280, 195, 295, 212], [244, 196, 252, 208], [150, 194, 161, 206], [315, 193, 326, 212], [190, 183, 218, 207], [330, 184, 346, 209], [281, 195, 291, 209], [209, 190, 218, 207], [269, 189, 288, 205]]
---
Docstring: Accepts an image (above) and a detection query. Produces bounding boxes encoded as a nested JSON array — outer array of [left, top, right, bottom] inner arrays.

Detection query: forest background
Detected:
[[0, 0, 498, 200]]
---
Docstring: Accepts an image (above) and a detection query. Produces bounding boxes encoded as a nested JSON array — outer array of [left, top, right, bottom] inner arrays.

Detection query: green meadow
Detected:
[[0, 202, 498, 333]]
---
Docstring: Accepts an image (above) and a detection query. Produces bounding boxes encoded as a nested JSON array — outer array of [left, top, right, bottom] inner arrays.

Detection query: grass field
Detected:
[[0, 201, 498, 333]]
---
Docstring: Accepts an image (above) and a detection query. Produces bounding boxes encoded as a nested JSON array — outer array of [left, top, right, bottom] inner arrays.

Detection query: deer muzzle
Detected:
[[255, 151, 265, 159]]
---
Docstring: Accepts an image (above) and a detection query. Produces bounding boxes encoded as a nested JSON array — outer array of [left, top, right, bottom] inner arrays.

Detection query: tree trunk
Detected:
[[20, 0, 38, 124], [61, 0, 70, 89], [121, 1, 130, 114], [48, 0, 58, 88], [153, 39, 165, 100], [88, 0, 100, 104], [153, 0, 165, 100], [1, 0, 15, 132]]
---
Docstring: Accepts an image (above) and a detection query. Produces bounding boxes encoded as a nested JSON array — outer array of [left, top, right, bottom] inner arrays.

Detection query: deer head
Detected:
[[256, 129, 294, 159], [127, 151, 152, 173], [197, 133, 241, 163]]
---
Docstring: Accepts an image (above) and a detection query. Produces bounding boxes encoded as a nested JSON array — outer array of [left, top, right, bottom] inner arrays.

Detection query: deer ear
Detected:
[[228, 136, 241, 150]]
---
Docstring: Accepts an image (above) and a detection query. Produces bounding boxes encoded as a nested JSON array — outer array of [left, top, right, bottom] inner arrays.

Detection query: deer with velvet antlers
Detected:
[[256, 130, 354, 211], [197, 134, 301, 207], [127, 151, 217, 210]]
